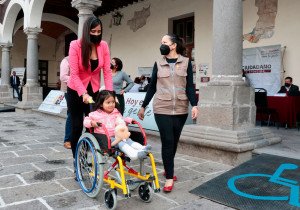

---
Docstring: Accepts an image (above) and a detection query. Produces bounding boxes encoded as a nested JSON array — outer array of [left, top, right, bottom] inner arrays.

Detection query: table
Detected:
[[267, 96, 300, 128]]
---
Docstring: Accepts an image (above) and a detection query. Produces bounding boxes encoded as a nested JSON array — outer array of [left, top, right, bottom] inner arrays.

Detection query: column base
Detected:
[[0, 85, 17, 103], [178, 125, 281, 166], [15, 85, 43, 109]]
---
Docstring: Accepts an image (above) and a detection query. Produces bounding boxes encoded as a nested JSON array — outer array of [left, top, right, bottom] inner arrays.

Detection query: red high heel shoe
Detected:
[[163, 171, 177, 181], [163, 181, 174, 192]]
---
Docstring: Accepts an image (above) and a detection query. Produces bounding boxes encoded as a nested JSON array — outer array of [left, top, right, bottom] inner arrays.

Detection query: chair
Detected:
[[255, 88, 279, 128]]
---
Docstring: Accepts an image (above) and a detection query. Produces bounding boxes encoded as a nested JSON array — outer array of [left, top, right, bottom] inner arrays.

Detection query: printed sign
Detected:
[[123, 92, 158, 131], [38, 90, 67, 114], [243, 45, 281, 96]]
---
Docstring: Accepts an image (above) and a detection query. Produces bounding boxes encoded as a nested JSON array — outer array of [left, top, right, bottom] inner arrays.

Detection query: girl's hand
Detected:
[[191, 106, 199, 119], [90, 121, 98, 128], [82, 93, 90, 104], [137, 107, 145, 120], [120, 90, 125, 95]]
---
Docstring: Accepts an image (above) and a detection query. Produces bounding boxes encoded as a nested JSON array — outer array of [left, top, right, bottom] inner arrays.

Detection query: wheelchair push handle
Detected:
[[129, 120, 147, 145]]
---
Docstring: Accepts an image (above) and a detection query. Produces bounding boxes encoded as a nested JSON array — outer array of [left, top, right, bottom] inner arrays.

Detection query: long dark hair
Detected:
[[167, 33, 186, 55], [81, 16, 103, 70], [112, 57, 123, 71], [93, 90, 116, 111]]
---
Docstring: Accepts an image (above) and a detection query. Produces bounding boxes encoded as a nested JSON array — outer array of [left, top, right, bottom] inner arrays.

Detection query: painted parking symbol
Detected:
[[227, 163, 300, 207]]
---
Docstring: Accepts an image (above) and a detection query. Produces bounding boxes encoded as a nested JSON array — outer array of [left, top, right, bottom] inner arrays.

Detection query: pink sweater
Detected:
[[84, 108, 132, 136], [59, 56, 70, 92], [68, 39, 113, 96]]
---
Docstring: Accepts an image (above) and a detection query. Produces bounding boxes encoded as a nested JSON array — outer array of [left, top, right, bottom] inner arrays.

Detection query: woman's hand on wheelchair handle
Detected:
[[82, 93, 91, 104], [137, 107, 145, 120]]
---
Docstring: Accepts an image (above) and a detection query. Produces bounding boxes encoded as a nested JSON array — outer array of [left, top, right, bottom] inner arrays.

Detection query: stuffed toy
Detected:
[[114, 124, 131, 142]]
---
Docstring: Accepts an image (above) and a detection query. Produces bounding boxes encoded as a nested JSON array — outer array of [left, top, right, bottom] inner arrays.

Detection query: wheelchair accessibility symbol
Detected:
[[227, 163, 300, 207]]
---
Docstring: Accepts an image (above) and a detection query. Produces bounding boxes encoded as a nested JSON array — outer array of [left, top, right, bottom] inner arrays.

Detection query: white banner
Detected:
[[38, 90, 67, 114], [243, 45, 282, 96], [123, 93, 158, 131]]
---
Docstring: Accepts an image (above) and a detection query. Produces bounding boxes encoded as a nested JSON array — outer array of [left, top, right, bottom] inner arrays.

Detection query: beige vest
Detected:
[[153, 55, 189, 115]]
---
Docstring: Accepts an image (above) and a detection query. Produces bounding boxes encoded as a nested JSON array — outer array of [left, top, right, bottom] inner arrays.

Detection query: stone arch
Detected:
[[13, 13, 78, 36], [0, 0, 25, 42], [26, 0, 46, 28]]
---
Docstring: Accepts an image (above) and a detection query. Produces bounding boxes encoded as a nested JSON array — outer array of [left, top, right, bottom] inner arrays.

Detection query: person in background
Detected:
[[60, 56, 71, 149], [129, 77, 141, 93], [67, 16, 113, 161], [278, 76, 299, 96], [111, 57, 134, 114], [10, 71, 21, 101], [138, 34, 199, 193]]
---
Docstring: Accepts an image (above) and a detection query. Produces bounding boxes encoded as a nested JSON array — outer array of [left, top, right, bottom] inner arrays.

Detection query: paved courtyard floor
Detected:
[[0, 112, 236, 210]]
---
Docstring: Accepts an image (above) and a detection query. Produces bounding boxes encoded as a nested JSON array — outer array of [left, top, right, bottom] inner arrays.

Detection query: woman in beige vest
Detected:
[[138, 34, 199, 192]]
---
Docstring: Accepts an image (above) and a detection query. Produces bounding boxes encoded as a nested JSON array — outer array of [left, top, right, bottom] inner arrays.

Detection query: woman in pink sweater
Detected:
[[84, 90, 151, 160], [66, 16, 113, 159]]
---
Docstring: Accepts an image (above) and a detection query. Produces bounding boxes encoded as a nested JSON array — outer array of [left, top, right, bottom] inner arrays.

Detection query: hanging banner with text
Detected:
[[123, 93, 158, 131], [243, 45, 282, 96]]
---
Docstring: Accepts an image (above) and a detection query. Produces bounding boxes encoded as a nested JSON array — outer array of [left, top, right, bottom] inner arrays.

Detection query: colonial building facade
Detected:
[[1, 0, 295, 164]]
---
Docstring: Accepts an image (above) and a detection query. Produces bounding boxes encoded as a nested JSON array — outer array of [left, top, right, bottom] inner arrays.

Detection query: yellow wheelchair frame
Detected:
[[75, 121, 160, 210]]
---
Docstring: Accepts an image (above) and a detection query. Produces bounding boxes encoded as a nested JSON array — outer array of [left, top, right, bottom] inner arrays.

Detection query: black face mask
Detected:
[[90, 34, 102, 44], [285, 83, 291, 87], [110, 63, 115, 69], [160, 44, 171, 55]]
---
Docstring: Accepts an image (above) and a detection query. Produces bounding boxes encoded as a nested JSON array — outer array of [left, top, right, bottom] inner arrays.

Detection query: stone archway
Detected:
[[13, 13, 78, 36]]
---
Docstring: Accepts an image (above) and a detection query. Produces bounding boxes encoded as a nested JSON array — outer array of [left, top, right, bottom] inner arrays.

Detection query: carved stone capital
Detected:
[[23, 27, 43, 39], [0, 42, 13, 50], [71, 0, 102, 13]]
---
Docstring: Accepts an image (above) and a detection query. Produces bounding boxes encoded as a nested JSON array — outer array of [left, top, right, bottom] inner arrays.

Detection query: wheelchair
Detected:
[[75, 120, 160, 210]]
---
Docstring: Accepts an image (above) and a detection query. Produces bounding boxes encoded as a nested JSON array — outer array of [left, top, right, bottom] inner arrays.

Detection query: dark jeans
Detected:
[[64, 93, 71, 143], [64, 111, 72, 143], [116, 94, 125, 115], [154, 114, 188, 179], [66, 84, 98, 158]]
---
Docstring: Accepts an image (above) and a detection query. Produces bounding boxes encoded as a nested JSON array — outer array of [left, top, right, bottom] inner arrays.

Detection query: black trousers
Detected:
[[66, 84, 98, 158], [116, 94, 125, 115], [154, 113, 188, 179]]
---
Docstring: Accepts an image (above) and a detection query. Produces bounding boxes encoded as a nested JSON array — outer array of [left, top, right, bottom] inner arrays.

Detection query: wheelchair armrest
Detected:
[[129, 120, 147, 145], [94, 122, 112, 149]]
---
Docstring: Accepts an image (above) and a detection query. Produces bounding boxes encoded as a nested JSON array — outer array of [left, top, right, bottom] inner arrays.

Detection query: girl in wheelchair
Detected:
[[83, 90, 151, 160]]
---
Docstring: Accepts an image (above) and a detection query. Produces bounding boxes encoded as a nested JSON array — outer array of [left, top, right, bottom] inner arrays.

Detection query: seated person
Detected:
[[278, 76, 299, 96], [83, 90, 151, 160], [128, 77, 141, 92]]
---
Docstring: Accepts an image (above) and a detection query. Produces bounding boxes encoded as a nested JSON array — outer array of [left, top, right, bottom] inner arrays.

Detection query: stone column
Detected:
[[24, 27, 42, 87], [179, 0, 281, 165], [16, 27, 43, 110], [0, 43, 13, 103], [71, 0, 102, 38]]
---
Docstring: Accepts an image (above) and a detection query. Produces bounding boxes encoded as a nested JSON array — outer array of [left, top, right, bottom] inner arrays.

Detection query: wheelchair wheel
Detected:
[[138, 183, 153, 203], [104, 189, 117, 210], [75, 133, 104, 198]]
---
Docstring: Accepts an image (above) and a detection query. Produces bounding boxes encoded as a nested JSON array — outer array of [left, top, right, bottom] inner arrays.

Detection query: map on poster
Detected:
[[38, 90, 67, 114]]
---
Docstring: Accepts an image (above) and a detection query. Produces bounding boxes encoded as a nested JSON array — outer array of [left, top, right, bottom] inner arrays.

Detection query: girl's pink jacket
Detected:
[[84, 108, 132, 137], [68, 39, 113, 96]]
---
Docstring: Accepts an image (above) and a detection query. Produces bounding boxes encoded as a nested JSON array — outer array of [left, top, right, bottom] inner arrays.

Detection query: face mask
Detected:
[[110, 63, 115, 69], [160, 44, 171, 55], [90, 34, 102, 44], [285, 83, 291, 87]]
